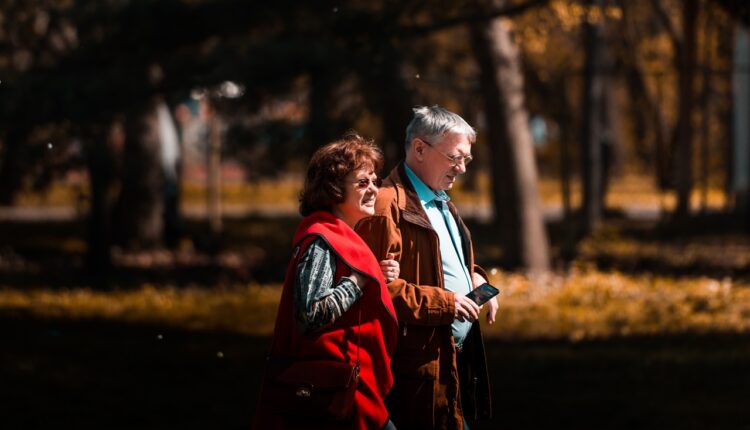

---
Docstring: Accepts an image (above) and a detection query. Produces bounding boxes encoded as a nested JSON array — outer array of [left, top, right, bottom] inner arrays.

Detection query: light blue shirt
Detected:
[[404, 164, 473, 348]]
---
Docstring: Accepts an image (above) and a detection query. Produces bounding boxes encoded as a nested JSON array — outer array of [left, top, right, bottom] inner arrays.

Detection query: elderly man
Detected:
[[356, 105, 496, 430]]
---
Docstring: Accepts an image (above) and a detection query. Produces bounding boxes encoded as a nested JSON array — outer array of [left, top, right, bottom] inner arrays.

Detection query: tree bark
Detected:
[[580, 0, 605, 233], [85, 122, 122, 282], [470, 15, 550, 272], [364, 40, 414, 172], [699, 10, 712, 214], [674, 0, 698, 218], [114, 99, 165, 248], [308, 66, 336, 153], [0, 127, 27, 205], [556, 75, 575, 261], [207, 107, 223, 236], [725, 25, 736, 212]]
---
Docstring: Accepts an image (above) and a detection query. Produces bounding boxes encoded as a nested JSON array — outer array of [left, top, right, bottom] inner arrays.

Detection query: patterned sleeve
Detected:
[[293, 237, 364, 334]]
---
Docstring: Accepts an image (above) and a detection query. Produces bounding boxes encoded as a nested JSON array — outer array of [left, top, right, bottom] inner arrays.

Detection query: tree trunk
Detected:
[[674, 0, 698, 218], [373, 43, 414, 174], [470, 15, 550, 273], [599, 67, 620, 206], [725, 25, 736, 212], [308, 66, 336, 152], [85, 122, 122, 283], [207, 107, 223, 236], [557, 75, 575, 261], [0, 127, 27, 205], [580, 0, 605, 233], [731, 24, 750, 215], [699, 11, 712, 214], [114, 100, 165, 248]]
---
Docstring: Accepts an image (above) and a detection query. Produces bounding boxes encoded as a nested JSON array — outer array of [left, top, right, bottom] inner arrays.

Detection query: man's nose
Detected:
[[454, 161, 466, 174]]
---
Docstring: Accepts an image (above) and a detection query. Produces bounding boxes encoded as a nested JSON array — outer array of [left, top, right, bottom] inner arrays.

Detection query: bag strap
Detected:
[[355, 294, 361, 368]]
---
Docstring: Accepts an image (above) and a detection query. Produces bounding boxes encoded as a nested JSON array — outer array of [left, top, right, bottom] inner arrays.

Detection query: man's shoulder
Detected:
[[373, 184, 400, 217]]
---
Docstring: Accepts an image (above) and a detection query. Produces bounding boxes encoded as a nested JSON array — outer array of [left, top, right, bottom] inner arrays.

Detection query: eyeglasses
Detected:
[[421, 138, 473, 167], [353, 177, 383, 189]]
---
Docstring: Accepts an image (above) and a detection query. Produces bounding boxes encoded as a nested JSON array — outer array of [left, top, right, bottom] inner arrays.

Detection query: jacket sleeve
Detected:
[[293, 238, 363, 334], [356, 213, 455, 326]]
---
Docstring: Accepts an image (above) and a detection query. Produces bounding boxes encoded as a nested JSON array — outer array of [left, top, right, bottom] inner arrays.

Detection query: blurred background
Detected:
[[3, 0, 750, 428]]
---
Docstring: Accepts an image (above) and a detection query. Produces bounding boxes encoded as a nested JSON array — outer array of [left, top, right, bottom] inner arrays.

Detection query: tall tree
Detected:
[[85, 121, 123, 280], [470, 10, 550, 272], [113, 98, 166, 248], [617, 0, 672, 191], [675, 0, 699, 217], [580, 0, 607, 233]]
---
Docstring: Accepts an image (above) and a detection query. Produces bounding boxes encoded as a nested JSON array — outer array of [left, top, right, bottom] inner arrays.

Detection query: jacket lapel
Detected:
[[391, 163, 434, 232]]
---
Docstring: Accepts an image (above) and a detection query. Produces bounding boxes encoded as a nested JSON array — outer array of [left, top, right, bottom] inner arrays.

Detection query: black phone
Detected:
[[466, 283, 500, 306]]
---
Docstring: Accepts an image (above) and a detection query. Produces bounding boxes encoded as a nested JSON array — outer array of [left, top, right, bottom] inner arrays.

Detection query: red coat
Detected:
[[253, 211, 398, 429]]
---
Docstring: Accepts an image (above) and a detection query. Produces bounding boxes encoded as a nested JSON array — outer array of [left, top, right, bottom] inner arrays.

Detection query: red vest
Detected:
[[255, 211, 398, 429]]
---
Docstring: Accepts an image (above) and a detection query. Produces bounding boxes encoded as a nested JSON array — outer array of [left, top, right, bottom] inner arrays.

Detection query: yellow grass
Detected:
[[0, 284, 282, 336], [535, 173, 727, 210], [484, 269, 750, 341], [3, 270, 750, 340]]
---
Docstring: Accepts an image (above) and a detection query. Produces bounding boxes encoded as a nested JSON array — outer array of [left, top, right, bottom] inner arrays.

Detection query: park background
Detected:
[[3, 0, 750, 428]]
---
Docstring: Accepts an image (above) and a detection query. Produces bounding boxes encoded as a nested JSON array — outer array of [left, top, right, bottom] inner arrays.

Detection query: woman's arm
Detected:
[[293, 238, 363, 334]]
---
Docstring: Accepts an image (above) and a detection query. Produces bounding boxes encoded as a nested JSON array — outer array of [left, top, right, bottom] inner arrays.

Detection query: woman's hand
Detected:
[[347, 270, 368, 288], [379, 253, 400, 283]]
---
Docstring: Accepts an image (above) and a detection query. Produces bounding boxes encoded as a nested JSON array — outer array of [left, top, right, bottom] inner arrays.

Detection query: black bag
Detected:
[[265, 358, 360, 420], [265, 298, 362, 421]]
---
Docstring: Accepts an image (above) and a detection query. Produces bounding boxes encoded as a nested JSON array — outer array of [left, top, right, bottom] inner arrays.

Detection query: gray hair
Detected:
[[404, 105, 476, 150]]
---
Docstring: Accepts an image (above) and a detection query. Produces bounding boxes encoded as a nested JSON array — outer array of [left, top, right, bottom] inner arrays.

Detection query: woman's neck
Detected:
[[332, 208, 359, 229]]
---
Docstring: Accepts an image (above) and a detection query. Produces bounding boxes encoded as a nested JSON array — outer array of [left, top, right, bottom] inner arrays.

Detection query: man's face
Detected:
[[416, 133, 472, 191]]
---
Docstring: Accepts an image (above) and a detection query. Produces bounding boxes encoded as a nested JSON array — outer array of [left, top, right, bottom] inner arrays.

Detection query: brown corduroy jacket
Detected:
[[355, 162, 492, 430]]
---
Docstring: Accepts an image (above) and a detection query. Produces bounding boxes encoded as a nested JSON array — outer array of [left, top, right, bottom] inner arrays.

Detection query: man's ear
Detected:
[[412, 138, 425, 159]]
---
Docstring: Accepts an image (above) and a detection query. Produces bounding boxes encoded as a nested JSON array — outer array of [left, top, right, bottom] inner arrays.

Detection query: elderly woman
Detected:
[[253, 134, 399, 430]]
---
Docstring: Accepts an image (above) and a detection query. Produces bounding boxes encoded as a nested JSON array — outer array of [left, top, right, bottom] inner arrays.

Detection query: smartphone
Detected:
[[466, 283, 500, 306]]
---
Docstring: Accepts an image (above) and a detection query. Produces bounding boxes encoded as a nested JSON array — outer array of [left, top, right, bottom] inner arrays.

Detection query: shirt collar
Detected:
[[403, 163, 451, 206]]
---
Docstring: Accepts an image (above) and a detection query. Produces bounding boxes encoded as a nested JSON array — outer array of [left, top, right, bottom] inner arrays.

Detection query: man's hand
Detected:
[[472, 272, 498, 325], [379, 253, 400, 283], [454, 294, 480, 322], [485, 296, 498, 325]]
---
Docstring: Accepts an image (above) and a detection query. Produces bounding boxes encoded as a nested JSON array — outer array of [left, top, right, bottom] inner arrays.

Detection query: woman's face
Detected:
[[333, 166, 380, 227]]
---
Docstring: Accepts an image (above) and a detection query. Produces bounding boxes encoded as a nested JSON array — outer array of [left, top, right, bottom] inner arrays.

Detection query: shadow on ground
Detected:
[[3, 313, 749, 429]]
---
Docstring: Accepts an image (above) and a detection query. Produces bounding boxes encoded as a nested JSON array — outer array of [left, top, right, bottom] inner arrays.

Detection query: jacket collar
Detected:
[[389, 162, 470, 247], [389, 162, 434, 231], [403, 163, 451, 206]]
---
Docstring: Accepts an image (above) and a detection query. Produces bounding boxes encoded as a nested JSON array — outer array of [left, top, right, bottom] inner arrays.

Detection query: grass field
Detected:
[[2, 174, 749, 429], [3, 268, 750, 342]]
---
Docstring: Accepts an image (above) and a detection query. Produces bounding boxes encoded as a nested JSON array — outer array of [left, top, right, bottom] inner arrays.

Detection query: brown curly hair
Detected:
[[299, 133, 383, 216]]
